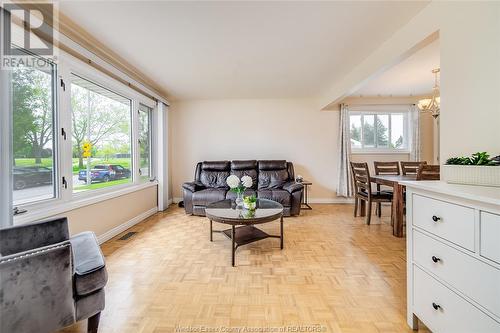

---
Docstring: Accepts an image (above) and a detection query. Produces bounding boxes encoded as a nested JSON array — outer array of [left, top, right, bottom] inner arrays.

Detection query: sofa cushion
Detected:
[[200, 171, 230, 188], [257, 160, 290, 190], [226, 189, 256, 200], [258, 169, 289, 190], [257, 189, 291, 207], [230, 160, 258, 189], [201, 161, 230, 171], [231, 160, 257, 170], [199, 161, 230, 188], [192, 188, 227, 206], [258, 160, 287, 170]]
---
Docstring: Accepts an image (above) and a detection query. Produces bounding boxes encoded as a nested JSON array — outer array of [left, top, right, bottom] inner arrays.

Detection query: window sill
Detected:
[[350, 150, 411, 155], [14, 181, 158, 225]]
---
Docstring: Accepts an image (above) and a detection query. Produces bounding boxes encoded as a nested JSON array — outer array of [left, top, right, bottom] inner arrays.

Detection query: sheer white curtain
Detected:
[[336, 103, 352, 197], [409, 104, 421, 161]]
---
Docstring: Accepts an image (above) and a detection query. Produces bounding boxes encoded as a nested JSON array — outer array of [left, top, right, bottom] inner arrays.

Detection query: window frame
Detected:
[[138, 103, 155, 182], [11, 50, 61, 210], [13, 48, 159, 225], [349, 109, 410, 154], [68, 70, 135, 196]]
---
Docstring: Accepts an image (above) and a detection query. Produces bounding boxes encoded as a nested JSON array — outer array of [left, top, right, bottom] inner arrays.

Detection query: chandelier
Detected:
[[417, 68, 440, 118]]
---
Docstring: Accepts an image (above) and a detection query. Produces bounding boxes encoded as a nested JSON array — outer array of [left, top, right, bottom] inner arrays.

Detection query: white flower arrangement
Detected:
[[226, 175, 253, 194], [226, 175, 240, 189], [241, 175, 253, 188]]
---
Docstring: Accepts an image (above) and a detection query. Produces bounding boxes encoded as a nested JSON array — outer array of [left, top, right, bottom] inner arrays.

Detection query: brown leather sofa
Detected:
[[182, 160, 303, 216]]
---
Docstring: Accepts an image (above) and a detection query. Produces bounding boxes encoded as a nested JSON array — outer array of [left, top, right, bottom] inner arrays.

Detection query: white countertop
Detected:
[[401, 181, 500, 207]]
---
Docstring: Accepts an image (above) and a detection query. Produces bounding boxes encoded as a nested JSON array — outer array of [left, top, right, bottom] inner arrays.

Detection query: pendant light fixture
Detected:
[[417, 68, 440, 118]]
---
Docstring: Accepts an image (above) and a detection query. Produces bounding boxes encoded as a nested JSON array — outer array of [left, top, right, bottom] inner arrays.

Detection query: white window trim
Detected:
[[0, 67, 13, 227], [138, 103, 155, 182], [349, 109, 411, 153], [13, 47, 159, 225]]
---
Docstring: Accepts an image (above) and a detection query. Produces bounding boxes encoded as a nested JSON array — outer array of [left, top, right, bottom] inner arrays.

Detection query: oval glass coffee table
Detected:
[[205, 199, 284, 266]]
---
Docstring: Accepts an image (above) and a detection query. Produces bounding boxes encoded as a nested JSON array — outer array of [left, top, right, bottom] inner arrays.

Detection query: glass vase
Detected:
[[235, 191, 244, 208]]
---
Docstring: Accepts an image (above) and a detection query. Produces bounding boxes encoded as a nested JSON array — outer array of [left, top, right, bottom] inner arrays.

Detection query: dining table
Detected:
[[370, 174, 417, 237]]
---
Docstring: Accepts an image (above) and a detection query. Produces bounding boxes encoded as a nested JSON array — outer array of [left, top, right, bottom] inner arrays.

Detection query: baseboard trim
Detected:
[[172, 197, 353, 204], [97, 207, 158, 244]]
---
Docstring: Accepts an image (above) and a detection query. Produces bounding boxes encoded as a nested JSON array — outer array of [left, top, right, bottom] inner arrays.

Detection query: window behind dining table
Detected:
[[349, 110, 409, 152]]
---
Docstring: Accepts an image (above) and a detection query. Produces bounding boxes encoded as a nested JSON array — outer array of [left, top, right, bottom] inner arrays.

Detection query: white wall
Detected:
[[171, 99, 340, 202], [439, 2, 500, 158], [49, 186, 157, 241]]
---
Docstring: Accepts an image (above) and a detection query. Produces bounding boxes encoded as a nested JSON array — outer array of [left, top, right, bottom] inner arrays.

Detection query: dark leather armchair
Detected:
[[0, 218, 107, 333], [183, 160, 303, 216]]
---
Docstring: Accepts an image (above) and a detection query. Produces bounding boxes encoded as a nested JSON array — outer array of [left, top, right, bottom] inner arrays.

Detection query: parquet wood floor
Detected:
[[60, 204, 429, 333]]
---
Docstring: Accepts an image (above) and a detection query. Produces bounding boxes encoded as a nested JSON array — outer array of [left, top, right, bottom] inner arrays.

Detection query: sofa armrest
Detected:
[[70, 232, 108, 297], [70, 232, 105, 276], [182, 181, 205, 192], [283, 181, 303, 194], [0, 217, 69, 256]]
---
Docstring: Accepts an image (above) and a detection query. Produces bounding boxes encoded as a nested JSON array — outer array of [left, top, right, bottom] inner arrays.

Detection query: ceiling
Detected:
[[352, 39, 440, 97], [59, 1, 429, 101]]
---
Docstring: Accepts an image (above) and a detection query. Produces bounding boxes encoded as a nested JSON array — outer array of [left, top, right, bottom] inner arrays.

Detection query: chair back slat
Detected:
[[374, 161, 400, 175], [417, 164, 440, 180], [400, 161, 427, 175], [350, 162, 371, 194]]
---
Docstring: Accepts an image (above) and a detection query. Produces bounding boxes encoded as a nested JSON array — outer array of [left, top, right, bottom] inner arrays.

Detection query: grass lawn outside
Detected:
[[14, 158, 53, 168], [73, 178, 131, 192], [14, 158, 132, 175]]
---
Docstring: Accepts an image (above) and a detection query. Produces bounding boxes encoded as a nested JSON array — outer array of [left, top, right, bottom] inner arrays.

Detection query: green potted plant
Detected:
[[443, 152, 500, 187], [243, 195, 257, 210]]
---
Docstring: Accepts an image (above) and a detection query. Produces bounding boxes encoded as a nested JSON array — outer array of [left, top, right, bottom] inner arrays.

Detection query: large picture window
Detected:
[[12, 60, 57, 206], [70, 74, 133, 193], [6, 45, 159, 221], [350, 111, 408, 151]]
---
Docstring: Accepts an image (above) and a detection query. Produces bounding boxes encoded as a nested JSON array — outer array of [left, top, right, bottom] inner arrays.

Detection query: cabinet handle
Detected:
[[432, 215, 441, 222], [432, 256, 441, 263], [432, 302, 441, 310]]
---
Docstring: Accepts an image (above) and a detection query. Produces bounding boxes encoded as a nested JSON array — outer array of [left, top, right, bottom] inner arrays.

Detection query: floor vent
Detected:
[[118, 232, 137, 240]]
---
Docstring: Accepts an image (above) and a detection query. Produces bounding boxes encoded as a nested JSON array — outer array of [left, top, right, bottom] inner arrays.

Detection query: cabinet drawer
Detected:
[[413, 266, 500, 333], [481, 212, 500, 264], [412, 195, 475, 250], [413, 230, 500, 317]]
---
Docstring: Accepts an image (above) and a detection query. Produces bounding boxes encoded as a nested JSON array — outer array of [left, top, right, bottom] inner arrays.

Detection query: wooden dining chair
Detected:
[[400, 161, 427, 175], [350, 162, 393, 225], [373, 161, 400, 218], [417, 164, 441, 180]]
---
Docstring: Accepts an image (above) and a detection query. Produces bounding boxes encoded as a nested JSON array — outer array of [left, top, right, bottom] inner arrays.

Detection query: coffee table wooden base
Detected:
[[210, 217, 284, 267]]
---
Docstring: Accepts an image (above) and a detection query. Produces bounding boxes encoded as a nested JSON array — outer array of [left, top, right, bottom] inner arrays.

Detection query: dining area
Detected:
[[350, 161, 440, 237]]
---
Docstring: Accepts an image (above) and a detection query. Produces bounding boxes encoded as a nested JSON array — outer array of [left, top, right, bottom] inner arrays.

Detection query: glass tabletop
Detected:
[[205, 199, 283, 222]]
